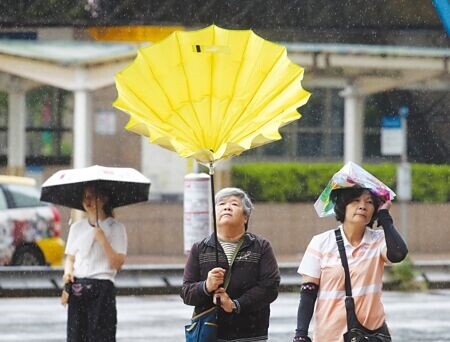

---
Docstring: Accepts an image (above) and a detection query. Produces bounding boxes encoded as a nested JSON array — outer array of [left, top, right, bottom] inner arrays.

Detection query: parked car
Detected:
[[0, 175, 64, 266]]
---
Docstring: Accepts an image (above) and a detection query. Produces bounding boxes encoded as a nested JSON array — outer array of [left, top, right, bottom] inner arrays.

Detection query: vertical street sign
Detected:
[[381, 115, 403, 156]]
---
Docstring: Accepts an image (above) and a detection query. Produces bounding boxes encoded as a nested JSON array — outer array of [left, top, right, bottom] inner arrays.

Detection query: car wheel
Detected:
[[11, 244, 46, 266]]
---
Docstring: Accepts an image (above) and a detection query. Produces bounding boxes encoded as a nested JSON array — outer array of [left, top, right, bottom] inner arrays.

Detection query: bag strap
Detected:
[[335, 228, 360, 333], [223, 238, 244, 290], [335, 229, 391, 339], [334, 228, 352, 297]]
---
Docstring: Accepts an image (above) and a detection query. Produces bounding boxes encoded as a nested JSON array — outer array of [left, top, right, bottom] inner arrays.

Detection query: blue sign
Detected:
[[381, 115, 401, 128], [381, 115, 403, 155]]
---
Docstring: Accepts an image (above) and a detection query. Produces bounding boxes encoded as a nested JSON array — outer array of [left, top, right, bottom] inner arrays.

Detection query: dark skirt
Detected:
[[66, 278, 117, 342]]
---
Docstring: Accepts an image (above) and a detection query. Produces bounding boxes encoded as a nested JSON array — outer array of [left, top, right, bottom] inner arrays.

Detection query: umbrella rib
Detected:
[[137, 45, 205, 150], [208, 25, 229, 155], [175, 32, 209, 153], [117, 80, 161, 122], [117, 59, 174, 130], [211, 31, 252, 150], [231, 69, 304, 143], [218, 38, 291, 145]]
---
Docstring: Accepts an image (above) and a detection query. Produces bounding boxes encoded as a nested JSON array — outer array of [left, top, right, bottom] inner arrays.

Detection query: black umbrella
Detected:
[[40, 165, 151, 211]]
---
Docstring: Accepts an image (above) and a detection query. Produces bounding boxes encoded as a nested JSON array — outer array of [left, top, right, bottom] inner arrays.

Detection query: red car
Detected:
[[0, 175, 64, 266]]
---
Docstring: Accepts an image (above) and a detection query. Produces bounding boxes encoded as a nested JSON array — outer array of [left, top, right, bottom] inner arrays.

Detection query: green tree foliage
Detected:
[[232, 162, 450, 203]]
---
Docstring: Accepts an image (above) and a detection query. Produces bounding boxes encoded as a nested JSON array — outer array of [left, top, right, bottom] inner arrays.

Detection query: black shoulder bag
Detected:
[[334, 228, 392, 342]]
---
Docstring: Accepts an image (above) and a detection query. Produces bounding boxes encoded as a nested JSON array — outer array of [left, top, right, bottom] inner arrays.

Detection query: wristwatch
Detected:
[[231, 299, 240, 313]]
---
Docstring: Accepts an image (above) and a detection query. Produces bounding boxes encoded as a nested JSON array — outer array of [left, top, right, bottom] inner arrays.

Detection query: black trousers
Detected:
[[67, 278, 117, 342]]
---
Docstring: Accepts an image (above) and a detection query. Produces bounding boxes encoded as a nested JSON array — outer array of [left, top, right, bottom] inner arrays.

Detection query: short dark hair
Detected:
[[331, 188, 381, 227]]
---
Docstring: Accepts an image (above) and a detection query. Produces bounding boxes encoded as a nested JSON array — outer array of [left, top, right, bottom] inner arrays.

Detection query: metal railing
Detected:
[[1, 261, 449, 297]]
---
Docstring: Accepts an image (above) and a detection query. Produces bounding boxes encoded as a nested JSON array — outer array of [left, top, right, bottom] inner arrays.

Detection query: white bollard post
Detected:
[[183, 173, 212, 255]]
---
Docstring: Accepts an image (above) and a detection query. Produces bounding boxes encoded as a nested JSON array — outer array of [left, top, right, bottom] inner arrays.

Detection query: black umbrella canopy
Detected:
[[40, 165, 151, 211]]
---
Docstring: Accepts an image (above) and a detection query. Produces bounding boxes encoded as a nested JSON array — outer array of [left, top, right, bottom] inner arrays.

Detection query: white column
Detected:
[[7, 83, 26, 176], [73, 90, 92, 169], [341, 85, 365, 164]]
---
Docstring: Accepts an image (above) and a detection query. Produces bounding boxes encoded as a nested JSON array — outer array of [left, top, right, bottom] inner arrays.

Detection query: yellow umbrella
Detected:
[[114, 24, 310, 165], [113, 24, 310, 264]]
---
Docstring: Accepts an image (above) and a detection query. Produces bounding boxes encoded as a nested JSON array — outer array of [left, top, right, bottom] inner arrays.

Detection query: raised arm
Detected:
[[379, 201, 408, 263]]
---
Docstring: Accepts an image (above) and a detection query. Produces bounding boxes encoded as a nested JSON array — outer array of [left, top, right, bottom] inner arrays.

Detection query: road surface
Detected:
[[1, 291, 449, 341]]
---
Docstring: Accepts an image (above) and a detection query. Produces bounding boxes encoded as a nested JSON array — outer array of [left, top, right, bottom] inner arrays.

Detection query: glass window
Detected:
[[297, 133, 322, 157], [236, 87, 345, 162], [296, 88, 344, 159], [364, 129, 381, 158], [4, 184, 42, 208], [259, 139, 287, 157], [0, 87, 73, 166]]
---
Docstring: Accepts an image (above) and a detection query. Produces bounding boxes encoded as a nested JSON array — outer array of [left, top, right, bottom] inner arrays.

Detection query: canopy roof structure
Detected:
[[287, 43, 450, 93], [0, 40, 138, 91], [0, 39, 136, 64], [1, 39, 448, 92], [1, 39, 448, 95]]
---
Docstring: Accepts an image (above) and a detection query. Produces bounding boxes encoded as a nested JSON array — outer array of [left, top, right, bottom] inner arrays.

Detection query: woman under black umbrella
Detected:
[[61, 183, 127, 342]]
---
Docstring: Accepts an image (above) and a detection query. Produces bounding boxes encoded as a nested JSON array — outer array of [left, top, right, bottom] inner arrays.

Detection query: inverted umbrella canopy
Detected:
[[40, 165, 151, 211], [114, 25, 310, 269], [314, 162, 396, 218], [113, 24, 310, 165]]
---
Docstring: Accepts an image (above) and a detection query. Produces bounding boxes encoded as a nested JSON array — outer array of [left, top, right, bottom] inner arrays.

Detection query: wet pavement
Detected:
[[0, 290, 449, 341]]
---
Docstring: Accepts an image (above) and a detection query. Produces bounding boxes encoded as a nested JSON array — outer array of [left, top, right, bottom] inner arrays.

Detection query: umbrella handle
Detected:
[[95, 189, 100, 227], [96, 197, 98, 227], [214, 294, 221, 307]]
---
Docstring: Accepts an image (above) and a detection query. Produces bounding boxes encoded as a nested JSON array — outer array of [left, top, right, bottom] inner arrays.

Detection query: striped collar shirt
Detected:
[[298, 225, 388, 342]]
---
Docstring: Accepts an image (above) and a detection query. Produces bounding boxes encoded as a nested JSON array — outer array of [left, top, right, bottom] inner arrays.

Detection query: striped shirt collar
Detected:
[[205, 232, 254, 248], [339, 225, 371, 249]]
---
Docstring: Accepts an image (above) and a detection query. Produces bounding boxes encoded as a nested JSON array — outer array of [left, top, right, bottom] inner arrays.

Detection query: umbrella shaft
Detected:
[[209, 172, 219, 266]]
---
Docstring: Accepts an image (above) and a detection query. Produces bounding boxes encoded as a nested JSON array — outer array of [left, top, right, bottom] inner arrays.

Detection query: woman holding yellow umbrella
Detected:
[[182, 187, 280, 341], [113, 24, 310, 340]]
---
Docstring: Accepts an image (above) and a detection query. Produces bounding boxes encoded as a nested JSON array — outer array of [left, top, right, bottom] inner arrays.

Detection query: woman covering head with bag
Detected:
[[292, 163, 408, 342], [181, 187, 280, 342]]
